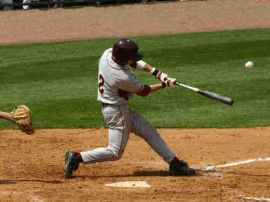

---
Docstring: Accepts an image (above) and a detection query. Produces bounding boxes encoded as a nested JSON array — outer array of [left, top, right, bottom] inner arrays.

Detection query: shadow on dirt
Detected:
[[0, 180, 17, 185], [133, 170, 170, 176], [133, 170, 203, 177], [0, 179, 63, 185], [71, 170, 202, 179]]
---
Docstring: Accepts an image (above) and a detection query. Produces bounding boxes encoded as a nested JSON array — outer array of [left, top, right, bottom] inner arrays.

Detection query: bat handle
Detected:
[[163, 78, 178, 85]]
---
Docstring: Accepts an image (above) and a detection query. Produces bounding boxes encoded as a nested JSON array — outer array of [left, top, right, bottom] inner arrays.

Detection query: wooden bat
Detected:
[[174, 81, 234, 106]]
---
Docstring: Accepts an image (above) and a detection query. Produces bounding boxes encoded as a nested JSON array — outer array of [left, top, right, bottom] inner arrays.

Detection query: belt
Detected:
[[102, 102, 112, 107]]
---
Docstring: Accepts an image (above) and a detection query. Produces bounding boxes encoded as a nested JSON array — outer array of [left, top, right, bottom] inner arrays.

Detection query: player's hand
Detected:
[[158, 72, 168, 82], [10, 105, 34, 135], [162, 78, 176, 88], [151, 68, 168, 82]]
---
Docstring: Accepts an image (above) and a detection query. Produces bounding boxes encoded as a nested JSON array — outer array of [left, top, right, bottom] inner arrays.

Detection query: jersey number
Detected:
[[98, 74, 105, 94]]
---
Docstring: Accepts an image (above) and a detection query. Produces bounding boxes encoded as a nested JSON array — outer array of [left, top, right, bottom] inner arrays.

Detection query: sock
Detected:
[[170, 157, 180, 166], [75, 153, 83, 163]]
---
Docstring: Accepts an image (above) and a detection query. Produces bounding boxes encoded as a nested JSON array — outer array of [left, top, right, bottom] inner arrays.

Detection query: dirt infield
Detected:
[[1, 0, 270, 201], [1, 0, 270, 44], [0, 128, 270, 201]]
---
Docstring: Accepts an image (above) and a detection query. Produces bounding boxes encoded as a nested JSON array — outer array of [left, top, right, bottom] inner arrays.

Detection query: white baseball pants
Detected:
[[80, 104, 175, 164]]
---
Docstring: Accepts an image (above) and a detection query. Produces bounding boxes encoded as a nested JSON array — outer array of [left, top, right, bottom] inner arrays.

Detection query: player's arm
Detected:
[[137, 78, 176, 97], [118, 73, 175, 98], [130, 60, 168, 82], [0, 111, 15, 123]]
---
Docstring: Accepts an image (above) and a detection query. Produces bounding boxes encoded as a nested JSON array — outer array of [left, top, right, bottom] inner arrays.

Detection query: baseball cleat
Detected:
[[64, 150, 80, 178], [169, 160, 196, 176]]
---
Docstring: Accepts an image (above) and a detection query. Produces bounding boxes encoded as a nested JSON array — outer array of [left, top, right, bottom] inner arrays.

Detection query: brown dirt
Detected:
[[1, 0, 270, 44], [1, 0, 270, 201], [0, 128, 270, 201]]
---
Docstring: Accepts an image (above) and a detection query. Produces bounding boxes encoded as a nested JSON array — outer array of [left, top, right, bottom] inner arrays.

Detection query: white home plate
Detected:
[[105, 181, 151, 188]]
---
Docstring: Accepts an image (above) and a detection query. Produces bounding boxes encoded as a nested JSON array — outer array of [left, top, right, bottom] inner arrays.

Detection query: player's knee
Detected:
[[109, 147, 124, 160], [112, 150, 124, 160]]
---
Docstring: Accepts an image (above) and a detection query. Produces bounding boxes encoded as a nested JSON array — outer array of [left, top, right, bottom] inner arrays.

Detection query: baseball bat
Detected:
[[174, 81, 234, 106]]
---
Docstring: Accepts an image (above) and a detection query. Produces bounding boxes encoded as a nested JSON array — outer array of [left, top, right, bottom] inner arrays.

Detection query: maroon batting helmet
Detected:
[[112, 38, 143, 65]]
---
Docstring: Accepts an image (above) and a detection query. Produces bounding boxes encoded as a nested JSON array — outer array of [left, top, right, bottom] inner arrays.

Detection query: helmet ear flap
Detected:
[[112, 38, 142, 64]]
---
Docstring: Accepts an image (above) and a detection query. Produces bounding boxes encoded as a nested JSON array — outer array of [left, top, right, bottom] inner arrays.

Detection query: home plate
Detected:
[[104, 181, 151, 188]]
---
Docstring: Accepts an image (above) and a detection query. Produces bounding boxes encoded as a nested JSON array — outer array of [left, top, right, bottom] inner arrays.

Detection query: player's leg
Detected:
[[81, 104, 131, 162], [64, 104, 131, 178], [130, 109, 175, 163], [130, 109, 195, 176]]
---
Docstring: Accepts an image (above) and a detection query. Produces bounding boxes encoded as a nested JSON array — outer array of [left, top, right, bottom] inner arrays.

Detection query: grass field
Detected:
[[0, 28, 270, 129]]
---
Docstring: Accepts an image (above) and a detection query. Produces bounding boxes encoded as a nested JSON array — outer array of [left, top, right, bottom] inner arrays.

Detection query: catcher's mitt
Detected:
[[10, 105, 34, 135]]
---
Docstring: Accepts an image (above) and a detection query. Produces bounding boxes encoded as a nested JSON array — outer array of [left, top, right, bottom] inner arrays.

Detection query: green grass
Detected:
[[0, 28, 270, 128]]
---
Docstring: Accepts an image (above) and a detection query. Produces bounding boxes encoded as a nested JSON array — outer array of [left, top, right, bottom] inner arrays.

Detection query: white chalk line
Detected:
[[205, 157, 270, 171], [241, 196, 270, 202]]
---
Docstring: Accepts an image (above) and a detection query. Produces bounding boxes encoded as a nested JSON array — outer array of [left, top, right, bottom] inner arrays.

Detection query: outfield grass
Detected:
[[0, 29, 270, 128]]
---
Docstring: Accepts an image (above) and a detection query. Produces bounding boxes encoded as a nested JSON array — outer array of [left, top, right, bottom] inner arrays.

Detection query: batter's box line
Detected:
[[240, 195, 270, 202], [204, 156, 270, 171]]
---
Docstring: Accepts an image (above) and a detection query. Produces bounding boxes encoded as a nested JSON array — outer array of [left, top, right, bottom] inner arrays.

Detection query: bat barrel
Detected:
[[197, 90, 234, 105], [174, 81, 234, 106]]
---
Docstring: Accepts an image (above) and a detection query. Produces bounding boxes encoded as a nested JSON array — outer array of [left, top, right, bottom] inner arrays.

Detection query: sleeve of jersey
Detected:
[[118, 76, 144, 94], [117, 72, 151, 97], [136, 85, 151, 97]]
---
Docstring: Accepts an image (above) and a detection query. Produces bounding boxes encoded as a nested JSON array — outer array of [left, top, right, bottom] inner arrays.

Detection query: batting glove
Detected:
[[150, 68, 168, 82], [162, 78, 176, 88]]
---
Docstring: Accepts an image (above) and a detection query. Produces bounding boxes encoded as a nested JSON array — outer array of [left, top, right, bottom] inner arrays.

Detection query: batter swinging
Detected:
[[64, 38, 195, 178]]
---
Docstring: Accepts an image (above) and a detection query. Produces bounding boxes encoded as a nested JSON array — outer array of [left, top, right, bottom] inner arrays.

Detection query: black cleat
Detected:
[[64, 150, 80, 178], [169, 159, 196, 176]]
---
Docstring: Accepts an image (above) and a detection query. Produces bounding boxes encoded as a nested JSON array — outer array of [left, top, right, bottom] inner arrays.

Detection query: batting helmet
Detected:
[[112, 38, 143, 65]]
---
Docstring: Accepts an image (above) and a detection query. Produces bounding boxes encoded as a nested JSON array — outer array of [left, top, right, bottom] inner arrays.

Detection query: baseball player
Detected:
[[0, 106, 34, 134], [64, 38, 195, 178]]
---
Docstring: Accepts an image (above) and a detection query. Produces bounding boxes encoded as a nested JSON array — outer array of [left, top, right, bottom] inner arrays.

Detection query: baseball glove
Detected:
[[10, 105, 34, 135]]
